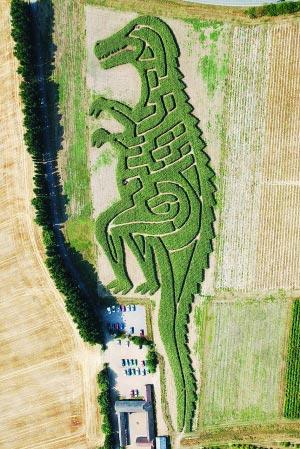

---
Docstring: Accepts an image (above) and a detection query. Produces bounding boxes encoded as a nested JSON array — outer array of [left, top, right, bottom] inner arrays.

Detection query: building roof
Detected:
[[155, 436, 168, 449], [115, 400, 147, 413]]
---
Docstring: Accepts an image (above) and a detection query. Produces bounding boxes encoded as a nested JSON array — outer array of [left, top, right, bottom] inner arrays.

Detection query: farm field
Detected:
[[216, 20, 300, 294], [0, 2, 101, 448], [196, 298, 290, 428], [49, 0, 300, 444]]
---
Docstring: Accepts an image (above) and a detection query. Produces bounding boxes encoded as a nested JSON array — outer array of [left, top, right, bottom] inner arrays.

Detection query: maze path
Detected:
[[89, 16, 215, 431]]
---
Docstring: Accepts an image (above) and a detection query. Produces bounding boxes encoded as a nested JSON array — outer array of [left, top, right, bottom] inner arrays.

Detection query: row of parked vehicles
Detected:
[[106, 304, 136, 314], [130, 389, 139, 398], [124, 367, 147, 376], [121, 359, 145, 367], [107, 323, 135, 334]]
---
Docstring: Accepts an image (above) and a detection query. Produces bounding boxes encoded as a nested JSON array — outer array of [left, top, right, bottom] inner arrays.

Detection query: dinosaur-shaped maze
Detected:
[[89, 16, 215, 431]]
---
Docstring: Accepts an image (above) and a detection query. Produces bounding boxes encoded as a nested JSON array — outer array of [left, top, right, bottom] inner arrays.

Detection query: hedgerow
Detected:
[[246, 1, 300, 18], [90, 16, 215, 430], [284, 300, 300, 418], [10, 0, 104, 347], [97, 365, 114, 449]]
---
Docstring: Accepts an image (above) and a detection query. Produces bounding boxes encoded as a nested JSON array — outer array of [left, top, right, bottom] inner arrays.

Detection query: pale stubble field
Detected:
[[0, 2, 101, 447]]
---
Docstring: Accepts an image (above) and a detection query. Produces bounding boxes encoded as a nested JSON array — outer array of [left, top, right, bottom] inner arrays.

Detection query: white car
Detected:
[[106, 306, 111, 314]]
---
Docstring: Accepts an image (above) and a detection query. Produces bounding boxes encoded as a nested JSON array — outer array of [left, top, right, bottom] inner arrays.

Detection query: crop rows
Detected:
[[216, 26, 271, 291], [217, 22, 300, 293], [254, 23, 300, 291], [284, 300, 300, 418]]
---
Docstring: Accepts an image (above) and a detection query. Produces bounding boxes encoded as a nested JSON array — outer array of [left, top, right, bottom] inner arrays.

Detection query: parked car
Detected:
[[130, 390, 135, 398], [142, 369, 146, 376], [131, 359, 135, 365], [126, 359, 130, 366], [122, 305, 127, 312], [135, 389, 139, 397], [132, 368, 136, 375], [127, 340, 130, 347], [121, 359, 126, 367], [120, 323, 125, 330], [137, 368, 141, 375], [130, 326, 134, 334], [124, 369, 128, 375], [135, 359, 138, 365], [106, 306, 111, 314], [140, 329, 144, 337], [116, 305, 120, 313], [128, 304, 131, 312], [111, 305, 116, 313], [118, 339, 121, 345], [115, 323, 119, 330], [132, 304, 136, 311], [127, 368, 132, 376]]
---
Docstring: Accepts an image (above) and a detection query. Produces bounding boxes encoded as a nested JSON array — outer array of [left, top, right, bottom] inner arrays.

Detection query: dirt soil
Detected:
[[0, 2, 102, 448]]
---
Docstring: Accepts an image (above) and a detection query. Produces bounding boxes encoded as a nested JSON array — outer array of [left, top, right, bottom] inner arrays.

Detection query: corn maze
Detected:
[[89, 16, 215, 431], [284, 300, 300, 418]]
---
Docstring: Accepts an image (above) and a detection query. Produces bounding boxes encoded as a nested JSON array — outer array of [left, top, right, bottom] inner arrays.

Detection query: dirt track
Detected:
[[0, 2, 101, 448]]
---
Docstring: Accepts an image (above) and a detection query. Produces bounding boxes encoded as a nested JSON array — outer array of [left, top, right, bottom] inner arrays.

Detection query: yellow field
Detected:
[[0, 2, 101, 448]]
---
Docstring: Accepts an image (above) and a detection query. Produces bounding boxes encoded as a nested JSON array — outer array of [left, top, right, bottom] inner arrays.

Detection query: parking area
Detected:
[[104, 337, 159, 399], [103, 304, 159, 400], [104, 304, 147, 337]]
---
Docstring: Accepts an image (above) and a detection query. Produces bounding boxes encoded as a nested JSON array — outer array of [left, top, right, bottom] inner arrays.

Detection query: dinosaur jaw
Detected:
[[95, 42, 135, 69]]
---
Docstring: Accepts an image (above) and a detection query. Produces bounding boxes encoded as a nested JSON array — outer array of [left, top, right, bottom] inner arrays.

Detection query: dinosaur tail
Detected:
[[174, 241, 208, 432], [156, 240, 186, 431]]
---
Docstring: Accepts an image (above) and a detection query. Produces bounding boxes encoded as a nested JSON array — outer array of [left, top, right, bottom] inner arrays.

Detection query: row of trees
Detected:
[[97, 365, 114, 449], [10, 0, 104, 346], [246, 1, 300, 18]]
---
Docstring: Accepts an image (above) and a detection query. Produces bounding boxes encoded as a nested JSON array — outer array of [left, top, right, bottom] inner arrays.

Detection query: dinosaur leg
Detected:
[[96, 205, 133, 295], [91, 127, 123, 148], [90, 97, 143, 147], [127, 234, 160, 295]]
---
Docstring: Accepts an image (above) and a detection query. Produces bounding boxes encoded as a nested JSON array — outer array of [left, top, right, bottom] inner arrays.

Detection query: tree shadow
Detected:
[[29, 0, 118, 341]]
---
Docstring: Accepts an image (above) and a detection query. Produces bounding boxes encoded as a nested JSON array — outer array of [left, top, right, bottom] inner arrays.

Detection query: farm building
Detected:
[[115, 384, 155, 447]]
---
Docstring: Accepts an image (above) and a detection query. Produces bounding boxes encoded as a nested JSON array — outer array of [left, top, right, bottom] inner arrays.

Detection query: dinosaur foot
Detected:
[[107, 278, 133, 295], [135, 281, 159, 296], [89, 97, 106, 118], [92, 128, 111, 147]]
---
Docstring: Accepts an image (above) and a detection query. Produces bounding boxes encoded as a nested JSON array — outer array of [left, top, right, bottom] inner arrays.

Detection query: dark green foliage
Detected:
[[130, 335, 152, 347], [284, 300, 300, 418], [97, 365, 114, 449], [90, 16, 215, 431], [10, 0, 104, 347], [146, 346, 158, 373], [246, 1, 300, 18]]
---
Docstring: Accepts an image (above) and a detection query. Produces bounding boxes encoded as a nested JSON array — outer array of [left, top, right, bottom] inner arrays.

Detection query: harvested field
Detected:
[[197, 299, 290, 428], [0, 2, 101, 447], [216, 21, 300, 293]]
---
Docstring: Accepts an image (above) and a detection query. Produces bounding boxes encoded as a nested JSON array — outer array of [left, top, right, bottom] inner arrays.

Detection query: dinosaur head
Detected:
[[94, 16, 179, 74]]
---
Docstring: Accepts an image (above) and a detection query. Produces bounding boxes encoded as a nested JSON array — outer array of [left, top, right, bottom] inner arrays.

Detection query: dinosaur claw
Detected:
[[135, 282, 159, 296], [107, 279, 132, 295]]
